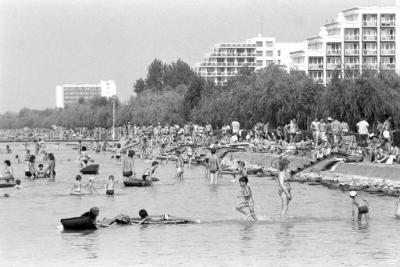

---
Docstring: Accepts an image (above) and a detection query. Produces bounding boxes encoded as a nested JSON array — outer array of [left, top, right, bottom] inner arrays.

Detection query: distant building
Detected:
[[56, 80, 116, 108], [290, 4, 400, 85], [195, 34, 304, 85]]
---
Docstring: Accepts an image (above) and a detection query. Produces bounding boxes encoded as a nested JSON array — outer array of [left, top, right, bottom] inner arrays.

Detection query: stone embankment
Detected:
[[225, 151, 400, 197]]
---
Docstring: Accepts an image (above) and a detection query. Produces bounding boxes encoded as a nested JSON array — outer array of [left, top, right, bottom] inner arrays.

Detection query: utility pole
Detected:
[[112, 95, 116, 140]]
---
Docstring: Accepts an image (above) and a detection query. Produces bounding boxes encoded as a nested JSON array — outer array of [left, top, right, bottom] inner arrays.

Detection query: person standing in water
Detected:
[[208, 148, 220, 185], [175, 151, 184, 181], [122, 150, 135, 179], [395, 196, 400, 219], [44, 153, 56, 180], [105, 175, 115, 196], [349, 191, 369, 225], [236, 176, 257, 220], [277, 158, 292, 220]]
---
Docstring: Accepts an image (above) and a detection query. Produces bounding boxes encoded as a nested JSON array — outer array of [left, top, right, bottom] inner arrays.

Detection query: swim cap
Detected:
[[349, 191, 357, 197]]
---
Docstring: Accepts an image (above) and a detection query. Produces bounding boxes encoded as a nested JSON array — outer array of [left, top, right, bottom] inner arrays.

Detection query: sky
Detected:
[[0, 0, 394, 113]]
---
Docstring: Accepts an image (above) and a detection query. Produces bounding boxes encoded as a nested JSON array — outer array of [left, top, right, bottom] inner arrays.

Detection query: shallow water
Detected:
[[0, 143, 399, 267]]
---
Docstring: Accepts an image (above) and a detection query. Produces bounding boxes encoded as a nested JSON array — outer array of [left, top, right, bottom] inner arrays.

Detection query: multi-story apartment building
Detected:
[[56, 80, 116, 108], [195, 35, 303, 85], [290, 4, 400, 85]]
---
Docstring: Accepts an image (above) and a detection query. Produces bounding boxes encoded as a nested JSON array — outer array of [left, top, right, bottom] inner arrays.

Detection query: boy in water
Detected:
[[349, 191, 369, 225], [105, 175, 115, 196], [142, 161, 159, 185], [236, 176, 257, 221], [208, 148, 220, 185], [175, 151, 184, 181], [71, 175, 82, 193], [37, 164, 45, 178]]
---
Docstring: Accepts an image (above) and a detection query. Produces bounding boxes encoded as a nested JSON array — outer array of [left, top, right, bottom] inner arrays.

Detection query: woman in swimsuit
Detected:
[[277, 158, 292, 220], [2, 160, 14, 183], [45, 153, 56, 180]]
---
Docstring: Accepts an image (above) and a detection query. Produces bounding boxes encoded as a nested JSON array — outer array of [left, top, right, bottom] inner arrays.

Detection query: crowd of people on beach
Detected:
[[1, 117, 400, 226]]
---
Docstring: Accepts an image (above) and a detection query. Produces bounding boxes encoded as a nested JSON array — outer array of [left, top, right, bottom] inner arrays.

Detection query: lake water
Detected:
[[0, 143, 399, 267]]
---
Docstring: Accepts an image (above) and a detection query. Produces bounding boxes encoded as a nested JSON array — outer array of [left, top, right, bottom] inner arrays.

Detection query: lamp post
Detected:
[[111, 95, 117, 141]]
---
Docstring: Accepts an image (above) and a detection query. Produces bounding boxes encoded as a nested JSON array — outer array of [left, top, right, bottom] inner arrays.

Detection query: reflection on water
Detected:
[[0, 143, 399, 266]]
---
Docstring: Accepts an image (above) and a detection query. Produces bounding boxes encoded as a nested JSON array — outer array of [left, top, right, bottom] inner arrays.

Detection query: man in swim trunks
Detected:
[[349, 191, 369, 225], [122, 150, 135, 179], [105, 175, 115, 196], [208, 147, 220, 185], [142, 161, 159, 185]]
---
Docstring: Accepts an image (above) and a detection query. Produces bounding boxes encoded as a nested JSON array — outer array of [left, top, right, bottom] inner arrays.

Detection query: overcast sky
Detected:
[[0, 0, 394, 113]]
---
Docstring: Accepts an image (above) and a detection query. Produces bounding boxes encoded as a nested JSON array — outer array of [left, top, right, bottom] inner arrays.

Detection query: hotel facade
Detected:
[[56, 80, 116, 108], [195, 35, 304, 85], [290, 5, 400, 84]]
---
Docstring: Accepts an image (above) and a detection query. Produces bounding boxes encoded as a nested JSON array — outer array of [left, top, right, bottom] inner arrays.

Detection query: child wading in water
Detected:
[[236, 176, 257, 220], [105, 175, 115, 196], [349, 191, 369, 225], [85, 177, 97, 194], [395, 196, 400, 219]]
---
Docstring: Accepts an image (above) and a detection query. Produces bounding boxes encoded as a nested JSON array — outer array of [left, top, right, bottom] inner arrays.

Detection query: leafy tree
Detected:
[[145, 59, 166, 92], [133, 78, 146, 94]]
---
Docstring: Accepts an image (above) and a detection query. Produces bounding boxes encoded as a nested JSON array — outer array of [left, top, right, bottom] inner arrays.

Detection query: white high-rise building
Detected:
[[56, 80, 116, 108], [195, 35, 304, 85], [290, 5, 400, 85]]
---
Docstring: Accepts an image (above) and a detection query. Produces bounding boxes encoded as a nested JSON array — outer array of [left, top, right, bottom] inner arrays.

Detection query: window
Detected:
[[265, 51, 273, 57], [265, 41, 273, 47], [266, 60, 273, 65], [278, 50, 281, 56], [278, 60, 281, 65], [256, 41, 263, 47], [256, 60, 263, 66]]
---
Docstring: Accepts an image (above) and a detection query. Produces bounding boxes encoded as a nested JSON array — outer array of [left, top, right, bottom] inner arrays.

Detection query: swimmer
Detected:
[[115, 144, 122, 164], [80, 146, 91, 168], [105, 175, 115, 196], [14, 155, 20, 164], [71, 175, 82, 193], [2, 193, 10, 198], [80, 207, 110, 227], [236, 176, 257, 221], [349, 191, 369, 225], [85, 177, 97, 194], [175, 150, 184, 181], [122, 150, 135, 179], [15, 179, 21, 189], [137, 209, 169, 225]]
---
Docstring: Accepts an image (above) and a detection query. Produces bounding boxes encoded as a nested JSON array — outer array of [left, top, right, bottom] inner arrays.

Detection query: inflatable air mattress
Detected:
[[80, 164, 99, 175], [0, 183, 16, 188], [124, 179, 152, 187], [130, 217, 193, 224], [60, 216, 96, 230]]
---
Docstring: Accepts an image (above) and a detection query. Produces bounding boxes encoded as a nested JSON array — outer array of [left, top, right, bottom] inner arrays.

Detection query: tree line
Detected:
[[1, 58, 400, 131]]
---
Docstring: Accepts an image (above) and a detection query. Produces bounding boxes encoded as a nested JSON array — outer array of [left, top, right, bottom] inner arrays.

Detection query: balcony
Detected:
[[381, 21, 395, 27], [363, 35, 377, 41], [362, 63, 378, 70], [381, 35, 395, 41], [381, 49, 396, 55], [326, 63, 341, 70], [200, 62, 257, 67], [308, 64, 323, 70], [344, 63, 360, 69], [218, 43, 257, 48], [363, 21, 377, 27], [380, 63, 396, 70], [210, 52, 256, 57], [344, 49, 359, 55], [326, 49, 341, 55], [344, 35, 359, 41], [363, 49, 377, 55]]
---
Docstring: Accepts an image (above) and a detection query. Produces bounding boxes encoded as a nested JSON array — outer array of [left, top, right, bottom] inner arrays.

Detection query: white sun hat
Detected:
[[349, 191, 357, 197]]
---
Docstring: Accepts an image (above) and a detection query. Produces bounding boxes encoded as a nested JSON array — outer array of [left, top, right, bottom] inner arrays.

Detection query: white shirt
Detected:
[[232, 121, 240, 134], [357, 120, 369, 135]]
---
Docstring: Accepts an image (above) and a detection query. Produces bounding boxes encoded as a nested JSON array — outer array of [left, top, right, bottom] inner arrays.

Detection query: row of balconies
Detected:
[[362, 21, 395, 27], [343, 35, 395, 42], [209, 52, 256, 57], [326, 49, 395, 56], [199, 72, 238, 77], [200, 62, 257, 67], [309, 63, 395, 71], [218, 43, 257, 48]]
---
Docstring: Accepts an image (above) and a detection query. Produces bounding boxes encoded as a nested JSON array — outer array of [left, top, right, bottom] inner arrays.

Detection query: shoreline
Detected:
[[226, 151, 400, 197]]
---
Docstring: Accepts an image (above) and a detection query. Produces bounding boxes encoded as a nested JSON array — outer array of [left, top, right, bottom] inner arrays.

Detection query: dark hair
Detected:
[[278, 158, 290, 171], [109, 175, 115, 179], [239, 176, 248, 183], [139, 209, 148, 219], [76, 175, 82, 180], [15, 155, 19, 158], [48, 153, 55, 161], [4, 160, 11, 166], [152, 161, 159, 166], [15, 179, 21, 185], [175, 150, 181, 155], [38, 164, 43, 168], [128, 150, 135, 157], [82, 146, 87, 151], [117, 144, 121, 148], [211, 148, 216, 154], [26, 149, 30, 153], [29, 155, 36, 163]]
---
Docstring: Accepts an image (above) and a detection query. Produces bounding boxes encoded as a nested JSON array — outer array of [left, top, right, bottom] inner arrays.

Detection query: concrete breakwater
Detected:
[[225, 151, 400, 197]]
